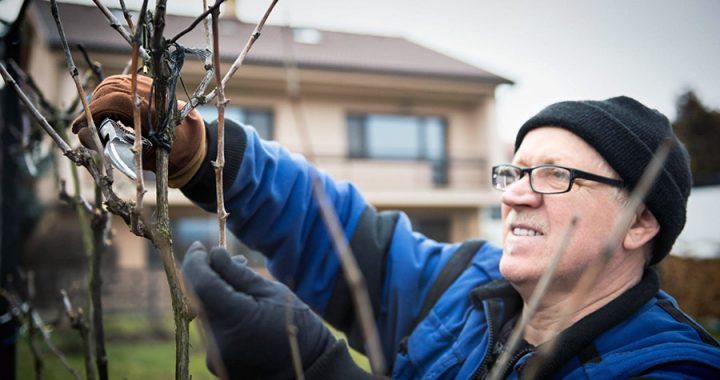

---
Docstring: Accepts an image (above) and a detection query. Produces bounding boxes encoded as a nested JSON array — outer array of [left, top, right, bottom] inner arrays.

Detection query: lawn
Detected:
[[17, 313, 214, 379], [16, 312, 369, 379]]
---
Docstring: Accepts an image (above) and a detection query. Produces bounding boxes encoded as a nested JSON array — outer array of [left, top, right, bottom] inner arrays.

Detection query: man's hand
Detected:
[[181, 242, 336, 380], [71, 74, 206, 187]]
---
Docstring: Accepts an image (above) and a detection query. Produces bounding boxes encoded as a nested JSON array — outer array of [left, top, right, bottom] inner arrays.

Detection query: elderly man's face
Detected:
[[500, 127, 625, 289]]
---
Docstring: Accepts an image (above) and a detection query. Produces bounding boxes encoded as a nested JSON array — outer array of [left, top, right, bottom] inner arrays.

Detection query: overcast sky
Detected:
[[8, 0, 720, 142]]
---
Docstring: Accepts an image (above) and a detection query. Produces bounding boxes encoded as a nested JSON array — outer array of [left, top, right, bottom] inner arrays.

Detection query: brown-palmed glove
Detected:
[[71, 74, 206, 188]]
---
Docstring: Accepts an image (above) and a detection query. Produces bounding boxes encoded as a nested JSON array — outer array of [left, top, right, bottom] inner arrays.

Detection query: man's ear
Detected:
[[623, 205, 660, 251]]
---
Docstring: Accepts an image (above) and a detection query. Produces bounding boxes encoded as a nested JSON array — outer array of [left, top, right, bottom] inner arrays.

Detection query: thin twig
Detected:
[[0, 63, 71, 153], [60, 290, 95, 380], [182, 4, 233, 379], [178, 0, 216, 121], [90, 185, 110, 380], [278, 18, 386, 374], [486, 215, 579, 380], [286, 291, 305, 380], [59, 179, 93, 214], [312, 175, 387, 374], [169, 0, 226, 44], [118, 0, 134, 31], [203, 0, 212, 53], [1, 279, 46, 379], [130, 0, 149, 234], [30, 308, 81, 380], [524, 140, 674, 378], [76, 44, 104, 82], [50, 0, 113, 180], [26, 274, 80, 380], [203, 0, 279, 105], [7, 59, 53, 112], [9, 273, 84, 380], [211, 3, 229, 248], [121, 58, 133, 75], [91, 0, 150, 60], [27, 320, 46, 380]]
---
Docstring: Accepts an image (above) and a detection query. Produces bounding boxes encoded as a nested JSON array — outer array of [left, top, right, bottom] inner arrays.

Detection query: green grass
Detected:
[[16, 312, 370, 378], [17, 314, 214, 380]]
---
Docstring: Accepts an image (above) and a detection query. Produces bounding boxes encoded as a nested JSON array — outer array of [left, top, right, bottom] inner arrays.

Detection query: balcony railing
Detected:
[[312, 155, 490, 192]]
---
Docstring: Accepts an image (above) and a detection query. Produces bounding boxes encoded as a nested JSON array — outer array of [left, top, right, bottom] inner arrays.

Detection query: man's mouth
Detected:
[[506, 212, 546, 238], [511, 226, 544, 237]]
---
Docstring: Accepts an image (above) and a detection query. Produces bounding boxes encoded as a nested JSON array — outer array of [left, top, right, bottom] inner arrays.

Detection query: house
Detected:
[[20, 1, 511, 309]]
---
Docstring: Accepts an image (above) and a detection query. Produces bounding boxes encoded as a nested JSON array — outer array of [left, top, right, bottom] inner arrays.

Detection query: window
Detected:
[[488, 206, 502, 220], [409, 216, 451, 242], [347, 113, 447, 161], [198, 106, 274, 140]]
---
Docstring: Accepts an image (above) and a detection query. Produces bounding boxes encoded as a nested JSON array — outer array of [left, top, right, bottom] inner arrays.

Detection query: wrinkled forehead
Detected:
[[513, 126, 618, 176]]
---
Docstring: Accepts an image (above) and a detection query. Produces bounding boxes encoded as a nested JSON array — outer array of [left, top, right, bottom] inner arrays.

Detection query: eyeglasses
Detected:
[[492, 164, 624, 194]]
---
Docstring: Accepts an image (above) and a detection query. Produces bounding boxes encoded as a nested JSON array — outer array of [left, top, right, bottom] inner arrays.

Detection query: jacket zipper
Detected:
[[470, 299, 498, 380], [496, 346, 534, 379]]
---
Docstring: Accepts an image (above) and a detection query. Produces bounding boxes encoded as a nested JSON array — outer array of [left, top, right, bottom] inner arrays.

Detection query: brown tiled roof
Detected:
[[32, 1, 512, 84]]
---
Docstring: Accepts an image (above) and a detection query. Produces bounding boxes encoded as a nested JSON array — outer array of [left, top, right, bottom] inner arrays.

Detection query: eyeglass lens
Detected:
[[493, 165, 572, 194]]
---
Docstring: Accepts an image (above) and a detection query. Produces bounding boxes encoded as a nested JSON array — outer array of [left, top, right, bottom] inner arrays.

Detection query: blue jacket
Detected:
[[182, 121, 720, 379]]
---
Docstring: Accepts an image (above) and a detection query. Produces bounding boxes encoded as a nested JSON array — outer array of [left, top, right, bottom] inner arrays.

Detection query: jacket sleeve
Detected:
[[181, 120, 469, 360]]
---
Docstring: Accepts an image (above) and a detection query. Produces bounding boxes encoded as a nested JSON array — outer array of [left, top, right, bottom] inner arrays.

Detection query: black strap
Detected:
[[407, 239, 485, 338], [656, 299, 720, 347]]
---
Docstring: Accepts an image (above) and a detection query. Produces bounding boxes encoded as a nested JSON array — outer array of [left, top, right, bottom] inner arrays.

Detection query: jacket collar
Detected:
[[469, 268, 660, 378]]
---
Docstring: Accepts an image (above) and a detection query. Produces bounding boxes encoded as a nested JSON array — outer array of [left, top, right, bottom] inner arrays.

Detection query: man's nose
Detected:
[[501, 175, 543, 209]]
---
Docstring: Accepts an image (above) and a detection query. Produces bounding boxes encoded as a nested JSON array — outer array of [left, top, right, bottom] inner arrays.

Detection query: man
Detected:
[[74, 75, 720, 379]]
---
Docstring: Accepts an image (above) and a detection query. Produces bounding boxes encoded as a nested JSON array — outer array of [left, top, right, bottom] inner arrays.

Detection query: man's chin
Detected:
[[499, 256, 542, 286]]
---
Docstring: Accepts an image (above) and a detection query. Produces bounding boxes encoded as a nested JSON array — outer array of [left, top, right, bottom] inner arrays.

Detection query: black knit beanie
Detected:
[[515, 96, 692, 265]]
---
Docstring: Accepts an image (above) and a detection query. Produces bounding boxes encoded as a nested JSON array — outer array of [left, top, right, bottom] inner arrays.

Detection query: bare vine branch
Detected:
[[29, 309, 81, 380], [312, 175, 387, 374], [76, 44, 104, 82], [118, 0, 135, 31], [279, 20, 386, 374], [0, 63, 71, 153], [149, 2, 196, 379], [169, 0, 226, 44], [50, 0, 113, 180], [61, 290, 96, 380], [130, 0, 149, 233], [199, 0, 279, 107], [59, 179, 93, 214], [210, 3, 229, 248], [286, 291, 305, 380], [90, 0, 150, 60], [221, 0, 277, 90], [1, 280, 82, 380], [7, 59, 53, 112]]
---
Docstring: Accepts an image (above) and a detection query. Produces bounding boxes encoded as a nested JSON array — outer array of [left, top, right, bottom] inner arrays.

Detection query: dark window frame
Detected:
[[346, 112, 448, 162]]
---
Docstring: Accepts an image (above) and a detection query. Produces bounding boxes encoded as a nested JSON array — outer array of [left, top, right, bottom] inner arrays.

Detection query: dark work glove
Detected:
[[181, 242, 336, 380]]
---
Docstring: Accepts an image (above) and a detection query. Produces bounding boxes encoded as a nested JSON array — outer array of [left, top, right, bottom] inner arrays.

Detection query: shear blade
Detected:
[[104, 140, 138, 181]]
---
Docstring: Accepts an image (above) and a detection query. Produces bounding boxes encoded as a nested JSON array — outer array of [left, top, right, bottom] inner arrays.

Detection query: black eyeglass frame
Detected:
[[491, 164, 625, 194]]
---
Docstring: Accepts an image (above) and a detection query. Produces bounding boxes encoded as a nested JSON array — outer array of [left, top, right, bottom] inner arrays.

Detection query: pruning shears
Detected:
[[98, 118, 153, 181]]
